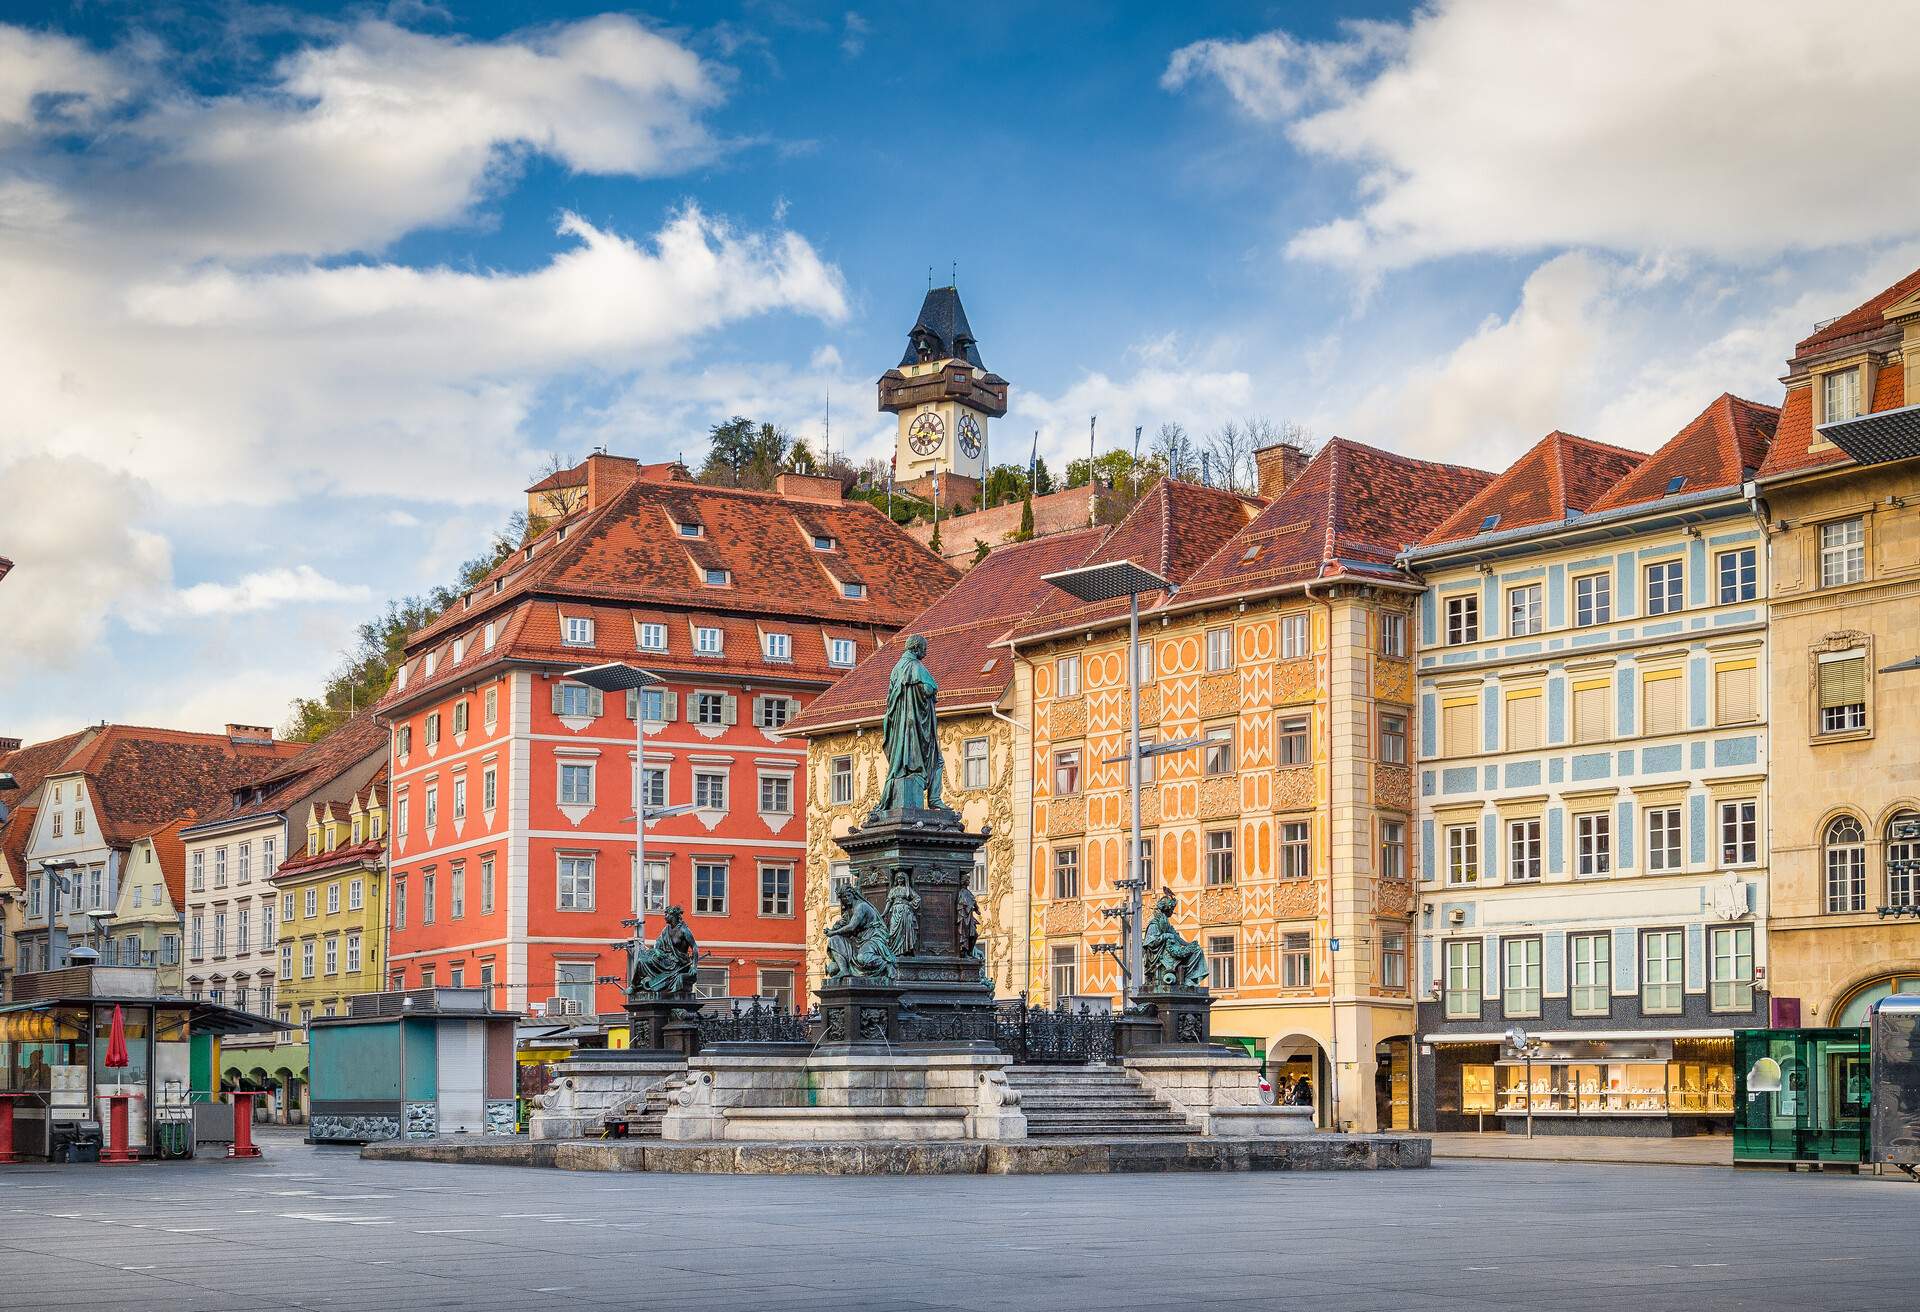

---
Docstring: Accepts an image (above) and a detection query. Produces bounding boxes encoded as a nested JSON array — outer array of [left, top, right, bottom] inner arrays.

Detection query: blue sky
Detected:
[[3, 1, 1918, 742]]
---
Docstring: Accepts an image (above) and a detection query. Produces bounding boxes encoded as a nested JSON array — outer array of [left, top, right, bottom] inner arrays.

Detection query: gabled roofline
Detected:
[[1398, 482, 1752, 570]]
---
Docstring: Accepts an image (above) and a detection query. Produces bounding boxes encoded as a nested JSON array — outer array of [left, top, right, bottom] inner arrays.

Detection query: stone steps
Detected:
[[623, 1073, 687, 1140], [1004, 1065, 1195, 1139]]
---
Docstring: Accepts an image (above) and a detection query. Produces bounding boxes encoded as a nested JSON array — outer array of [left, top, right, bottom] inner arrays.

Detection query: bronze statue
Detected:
[[1142, 891, 1209, 992], [629, 905, 700, 997], [883, 869, 920, 956], [825, 883, 897, 983], [877, 634, 944, 812], [955, 883, 987, 982]]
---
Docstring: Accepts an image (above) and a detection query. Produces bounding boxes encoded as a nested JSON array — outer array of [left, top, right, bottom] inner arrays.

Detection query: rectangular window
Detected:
[[639, 686, 668, 721], [1818, 653, 1868, 733], [705, 568, 731, 587], [301, 939, 315, 979], [453, 700, 469, 735], [281, 892, 294, 921], [563, 616, 594, 646], [641, 859, 668, 914], [1503, 937, 1542, 1017], [972, 848, 990, 896], [393, 878, 407, 928], [830, 756, 854, 804], [830, 638, 857, 667], [1711, 925, 1755, 1012], [1203, 725, 1234, 776], [324, 936, 339, 976], [1282, 932, 1314, 990], [1278, 821, 1309, 880], [1056, 654, 1081, 696], [1575, 812, 1612, 876], [1053, 748, 1081, 796], [1647, 807, 1683, 872], [759, 864, 793, 917], [214, 847, 228, 887], [1507, 818, 1542, 882], [1381, 929, 1408, 991], [1824, 366, 1862, 423], [1572, 680, 1611, 744], [695, 626, 723, 655], [641, 766, 667, 810], [693, 692, 727, 725], [1278, 715, 1309, 766], [755, 696, 792, 729], [1206, 935, 1237, 991], [1444, 940, 1481, 1018], [1445, 594, 1479, 645], [450, 863, 465, 918], [1050, 944, 1078, 1001], [1442, 698, 1477, 756], [1826, 831, 1867, 912], [1445, 823, 1479, 885], [304, 887, 318, 918], [694, 861, 729, 915], [452, 776, 467, 820], [484, 685, 498, 727], [558, 684, 592, 719], [1506, 692, 1542, 751], [191, 851, 204, 891], [557, 855, 595, 910], [1570, 933, 1611, 1016], [423, 870, 436, 923], [1720, 800, 1758, 866], [236, 907, 250, 954], [962, 737, 990, 789], [1643, 672, 1682, 736], [480, 856, 495, 915], [1574, 572, 1611, 627], [1134, 637, 1154, 684], [326, 882, 340, 914], [1053, 846, 1080, 899], [1280, 613, 1309, 659], [263, 837, 276, 878], [1378, 711, 1407, 765], [829, 861, 854, 897], [1379, 820, 1407, 880], [555, 962, 595, 1012], [237, 842, 251, 884], [1645, 560, 1683, 615], [758, 774, 792, 815], [1717, 547, 1757, 603], [425, 712, 441, 748], [695, 964, 731, 998], [1206, 828, 1237, 886], [1640, 929, 1684, 1014], [559, 763, 593, 806], [483, 766, 497, 812], [1507, 584, 1542, 637], [758, 969, 796, 1010], [694, 771, 727, 810], [1205, 626, 1233, 671], [1715, 660, 1758, 726], [1379, 612, 1407, 658], [425, 785, 439, 829], [639, 622, 667, 651], [1820, 518, 1865, 588], [348, 878, 363, 910]]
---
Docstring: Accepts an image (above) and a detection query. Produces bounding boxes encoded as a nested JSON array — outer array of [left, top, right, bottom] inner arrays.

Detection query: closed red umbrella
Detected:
[[105, 1004, 129, 1069]]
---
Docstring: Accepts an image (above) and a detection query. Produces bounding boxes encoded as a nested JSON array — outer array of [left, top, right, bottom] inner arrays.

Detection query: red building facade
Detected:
[[379, 459, 956, 1015]]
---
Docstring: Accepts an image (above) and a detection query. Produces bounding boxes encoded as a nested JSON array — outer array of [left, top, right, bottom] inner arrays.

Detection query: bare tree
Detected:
[[526, 451, 584, 537], [1200, 421, 1257, 493], [1150, 422, 1199, 481]]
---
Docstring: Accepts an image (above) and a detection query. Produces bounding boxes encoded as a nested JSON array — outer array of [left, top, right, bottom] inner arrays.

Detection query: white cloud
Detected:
[[1166, 1, 1920, 272], [177, 565, 373, 616], [1012, 361, 1256, 474]]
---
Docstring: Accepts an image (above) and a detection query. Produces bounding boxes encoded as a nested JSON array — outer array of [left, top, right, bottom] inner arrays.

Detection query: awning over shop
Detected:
[[0, 997, 291, 1038]]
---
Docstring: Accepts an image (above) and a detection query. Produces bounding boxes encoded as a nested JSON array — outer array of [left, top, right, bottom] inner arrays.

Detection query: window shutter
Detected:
[[550, 682, 563, 714], [625, 688, 638, 720], [723, 694, 739, 726], [1506, 695, 1540, 751], [751, 696, 766, 728], [1573, 681, 1609, 743], [1442, 700, 1476, 756], [1643, 674, 1682, 736], [1819, 655, 1866, 709], [662, 691, 678, 721], [786, 697, 802, 723], [1715, 663, 1756, 724], [588, 688, 604, 717]]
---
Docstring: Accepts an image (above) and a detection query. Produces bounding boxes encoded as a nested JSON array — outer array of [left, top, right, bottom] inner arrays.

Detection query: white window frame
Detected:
[[1507, 583, 1542, 637], [1445, 594, 1479, 645], [1820, 517, 1865, 588], [1574, 571, 1611, 627], [763, 631, 791, 661], [639, 622, 668, 651], [1645, 560, 1683, 616], [694, 626, 724, 656], [1507, 818, 1541, 883], [557, 854, 596, 911], [1646, 806, 1683, 873], [1575, 811, 1613, 877], [1717, 547, 1758, 604]]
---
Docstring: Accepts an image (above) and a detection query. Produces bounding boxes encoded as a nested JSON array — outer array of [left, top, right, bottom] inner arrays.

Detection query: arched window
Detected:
[[1824, 817, 1867, 913], [1888, 812, 1920, 910]]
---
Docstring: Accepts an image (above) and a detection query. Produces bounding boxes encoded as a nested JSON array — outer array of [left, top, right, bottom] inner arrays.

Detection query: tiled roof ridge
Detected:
[[1794, 264, 1920, 357]]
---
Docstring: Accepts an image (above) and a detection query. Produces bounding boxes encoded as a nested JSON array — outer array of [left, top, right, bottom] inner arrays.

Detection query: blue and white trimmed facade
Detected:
[[1405, 489, 1768, 1135]]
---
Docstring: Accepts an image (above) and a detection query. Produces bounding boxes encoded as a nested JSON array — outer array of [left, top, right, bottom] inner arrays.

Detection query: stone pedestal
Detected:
[[1116, 990, 1214, 1054], [624, 995, 702, 1057], [815, 979, 904, 1048], [1125, 1052, 1283, 1136], [527, 1053, 686, 1142], [659, 1049, 1024, 1142], [835, 807, 994, 1020]]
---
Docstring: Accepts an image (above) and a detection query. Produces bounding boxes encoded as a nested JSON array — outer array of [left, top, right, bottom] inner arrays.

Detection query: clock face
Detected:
[[957, 413, 982, 459], [907, 411, 945, 456]]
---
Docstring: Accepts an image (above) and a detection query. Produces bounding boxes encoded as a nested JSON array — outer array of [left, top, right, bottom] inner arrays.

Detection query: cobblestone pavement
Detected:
[[0, 1126, 1915, 1311]]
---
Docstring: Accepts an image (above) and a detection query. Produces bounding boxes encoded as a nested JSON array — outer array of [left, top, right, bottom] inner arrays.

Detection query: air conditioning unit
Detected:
[[544, 996, 582, 1016]]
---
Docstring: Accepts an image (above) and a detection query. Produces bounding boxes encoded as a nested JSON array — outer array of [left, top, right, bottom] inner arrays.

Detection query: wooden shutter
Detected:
[[662, 691, 678, 722], [625, 688, 639, 720], [1572, 680, 1610, 743], [550, 682, 564, 714], [1642, 673, 1682, 736], [722, 694, 739, 726], [587, 688, 603, 717], [1442, 699, 1477, 756], [1506, 694, 1541, 751], [1714, 660, 1756, 724], [1819, 655, 1866, 708]]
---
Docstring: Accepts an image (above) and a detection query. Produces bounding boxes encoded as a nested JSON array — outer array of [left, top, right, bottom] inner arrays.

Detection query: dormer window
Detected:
[[452, 637, 465, 663], [677, 520, 703, 539], [639, 622, 667, 651], [493, 578, 504, 594], [764, 632, 791, 661], [812, 534, 837, 551], [483, 622, 496, 651], [563, 616, 595, 646], [396, 666, 409, 690], [424, 652, 437, 677], [704, 568, 731, 587], [1824, 367, 1863, 423], [842, 581, 867, 600], [695, 626, 724, 655], [830, 638, 857, 667]]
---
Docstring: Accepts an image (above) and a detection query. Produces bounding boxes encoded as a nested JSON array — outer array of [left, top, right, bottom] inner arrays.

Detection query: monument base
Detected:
[[815, 979, 905, 1049], [1124, 1052, 1296, 1136], [624, 995, 702, 1057], [660, 1049, 1024, 1142], [527, 1053, 686, 1142], [1115, 990, 1217, 1054]]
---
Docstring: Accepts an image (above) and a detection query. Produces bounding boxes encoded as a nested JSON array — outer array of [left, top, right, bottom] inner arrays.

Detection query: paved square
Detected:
[[1, 1129, 1914, 1311]]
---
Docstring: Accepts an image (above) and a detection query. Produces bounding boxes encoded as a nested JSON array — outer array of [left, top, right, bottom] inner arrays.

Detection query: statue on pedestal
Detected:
[[628, 905, 700, 997], [825, 883, 897, 984], [1142, 891, 1209, 992], [955, 883, 987, 984], [876, 634, 944, 813], [884, 869, 921, 956]]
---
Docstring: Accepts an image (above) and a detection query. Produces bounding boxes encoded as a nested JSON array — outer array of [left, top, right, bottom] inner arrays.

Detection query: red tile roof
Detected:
[[205, 710, 388, 828], [1, 805, 38, 885], [1174, 439, 1493, 605], [1588, 394, 1779, 512], [273, 835, 384, 882], [1792, 265, 1920, 363], [1759, 354, 1908, 482], [789, 527, 1109, 734], [137, 816, 194, 911], [1423, 432, 1644, 546]]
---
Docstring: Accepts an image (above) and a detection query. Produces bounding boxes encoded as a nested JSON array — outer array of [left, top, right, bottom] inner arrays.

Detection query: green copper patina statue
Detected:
[[877, 634, 945, 812], [629, 905, 700, 997], [825, 883, 897, 983], [1143, 891, 1210, 992]]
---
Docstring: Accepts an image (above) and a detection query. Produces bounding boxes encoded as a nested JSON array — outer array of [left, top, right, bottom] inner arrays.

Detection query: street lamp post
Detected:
[[38, 859, 78, 970], [1505, 1026, 1542, 1139]]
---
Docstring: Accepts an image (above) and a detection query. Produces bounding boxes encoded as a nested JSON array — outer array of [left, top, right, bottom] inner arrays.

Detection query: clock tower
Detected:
[[878, 285, 1008, 489]]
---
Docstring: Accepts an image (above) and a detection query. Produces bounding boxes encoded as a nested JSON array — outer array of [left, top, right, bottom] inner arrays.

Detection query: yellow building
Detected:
[[788, 528, 1105, 996], [1006, 444, 1492, 1131], [1756, 265, 1920, 1026], [270, 773, 388, 1027]]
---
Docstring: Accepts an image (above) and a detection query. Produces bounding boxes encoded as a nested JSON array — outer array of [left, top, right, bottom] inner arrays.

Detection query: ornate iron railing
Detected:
[[897, 1009, 999, 1044], [691, 1001, 816, 1045], [993, 994, 1115, 1065]]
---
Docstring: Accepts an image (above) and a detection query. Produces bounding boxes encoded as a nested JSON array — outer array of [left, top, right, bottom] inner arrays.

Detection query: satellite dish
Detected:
[[1746, 1056, 1783, 1093]]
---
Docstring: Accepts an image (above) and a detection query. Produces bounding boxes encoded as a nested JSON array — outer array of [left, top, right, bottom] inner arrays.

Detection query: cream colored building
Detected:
[[1756, 266, 1920, 1026]]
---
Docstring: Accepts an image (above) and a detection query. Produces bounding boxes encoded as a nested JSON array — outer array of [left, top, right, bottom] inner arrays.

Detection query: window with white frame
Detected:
[[758, 969, 796, 1010], [1206, 828, 1237, 886], [1135, 637, 1154, 683], [559, 762, 593, 806], [1206, 935, 1237, 991], [829, 638, 857, 667], [1280, 613, 1309, 659], [1445, 823, 1479, 885], [1049, 944, 1078, 1001], [481, 856, 495, 915], [554, 962, 595, 1011], [1825, 816, 1867, 912], [1640, 929, 1684, 1014], [759, 864, 793, 917], [1203, 724, 1234, 776], [829, 861, 854, 897], [763, 631, 791, 661], [450, 862, 465, 918], [972, 848, 990, 896], [563, 616, 594, 646], [1645, 559, 1683, 615], [1647, 806, 1683, 872], [1444, 939, 1481, 1017], [1056, 654, 1081, 697], [1820, 518, 1865, 588], [1279, 821, 1309, 880], [325, 882, 340, 914], [425, 712, 441, 747], [1445, 594, 1479, 645], [1053, 846, 1080, 899], [640, 766, 667, 811], [1720, 800, 1758, 866], [639, 622, 667, 650], [557, 683, 592, 717], [640, 859, 668, 914], [1277, 714, 1309, 766], [962, 737, 989, 789], [694, 861, 728, 914], [483, 621, 496, 650], [758, 773, 792, 815], [301, 940, 315, 978], [1710, 925, 1754, 1012], [348, 878, 364, 911], [214, 846, 228, 887], [830, 755, 854, 804], [324, 936, 339, 975], [1503, 937, 1542, 1017], [704, 568, 731, 587], [1282, 931, 1314, 990], [1379, 820, 1407, 880], [1205, 626, 1233, 671], [557, 855, 595, 910], [483, 766, 497, 811], [423, 870, 436, 923], [1570, 933, 1610, 1016], [1379, 612, 1407, 658], [755, 696, 791, 729], [1574, 572, 1611, 626], [304, 886, 318, 918], [693, 771, 727, 811], [1717, 547, 1758, 603], [842, 581, 866, 600], [452, 776, 467, 820], [693, 691, 727, 725], [1888, 812, 1920, 909], [1507, 584, 1542, 637], [1507, 818, 1542, 882], [1576, 812, 1612, 876], [1823, 366, 1862, 423], [694, 626, 723, 655], [191, 851, 204, 891]]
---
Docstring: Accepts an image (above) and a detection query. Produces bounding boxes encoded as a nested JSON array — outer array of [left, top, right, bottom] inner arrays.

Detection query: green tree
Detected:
[[972, 538, 990, 563]]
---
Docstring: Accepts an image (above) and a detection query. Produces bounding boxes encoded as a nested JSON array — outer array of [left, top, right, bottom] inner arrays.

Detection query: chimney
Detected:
[[1254, 442, 1308, 499], [583, 453, 642, 509], [0, 737, 20, 754], [776, 472, 845, 504], [226, 724, 275, 743]]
